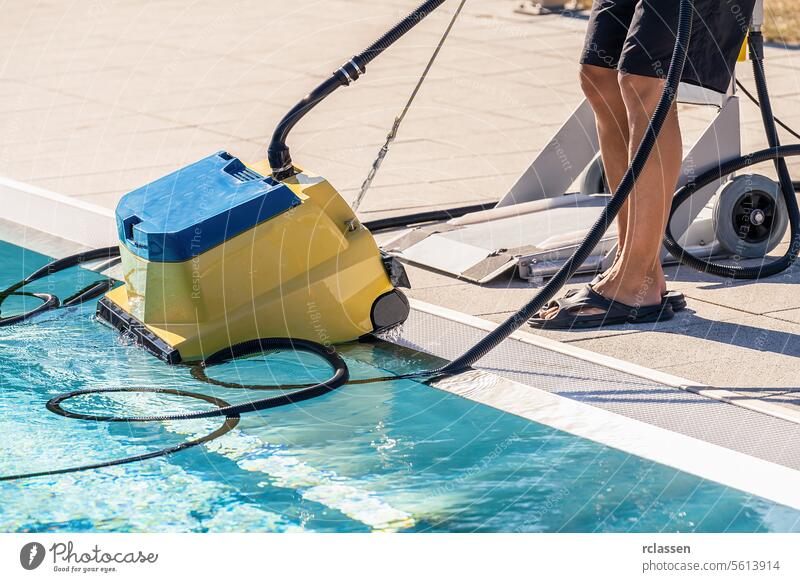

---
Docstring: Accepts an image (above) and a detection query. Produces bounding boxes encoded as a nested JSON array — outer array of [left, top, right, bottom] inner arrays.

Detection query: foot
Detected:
[[539, 264, 666, 320], [592, 269, 666, 312], [598, 250, 667, 296], [529, 284, 674, 329]]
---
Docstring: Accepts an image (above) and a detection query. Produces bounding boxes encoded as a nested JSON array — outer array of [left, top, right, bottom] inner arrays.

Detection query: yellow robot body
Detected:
[[97, 152, 409, 363]]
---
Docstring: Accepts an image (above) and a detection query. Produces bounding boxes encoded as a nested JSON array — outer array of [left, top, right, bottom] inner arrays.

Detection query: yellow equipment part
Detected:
[[98, 161, 408, 363]]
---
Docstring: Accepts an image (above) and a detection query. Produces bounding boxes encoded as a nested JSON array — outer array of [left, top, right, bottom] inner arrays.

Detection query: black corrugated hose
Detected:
[[353, 0, 448, 69], [268, 0, 447, 178], [362, 202, 496, 232], [0, 246, 119, 326]]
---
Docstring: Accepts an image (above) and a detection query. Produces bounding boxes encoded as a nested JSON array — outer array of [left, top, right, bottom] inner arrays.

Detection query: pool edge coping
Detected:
[[410, 298, 800, 427], [0, 175, 117, 250]]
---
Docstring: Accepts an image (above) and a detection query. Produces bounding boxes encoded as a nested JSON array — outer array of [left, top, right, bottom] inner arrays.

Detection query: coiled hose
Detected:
[[663, 31, 800, 279], [0, 339, 348, 482], [0, 246, 119, 326], [0, 250, 355, 481]]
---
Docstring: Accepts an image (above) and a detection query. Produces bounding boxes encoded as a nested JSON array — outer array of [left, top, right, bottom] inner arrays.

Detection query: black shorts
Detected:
[[580, 0, 756, 94]]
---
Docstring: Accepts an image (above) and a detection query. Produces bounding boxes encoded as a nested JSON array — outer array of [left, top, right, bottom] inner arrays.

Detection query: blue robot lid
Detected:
[[115, 152, 301, 262]]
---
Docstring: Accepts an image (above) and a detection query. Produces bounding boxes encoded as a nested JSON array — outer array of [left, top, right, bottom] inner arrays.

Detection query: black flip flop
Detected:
[[544, 274, 686, 312], [530, 285, 675, 330]]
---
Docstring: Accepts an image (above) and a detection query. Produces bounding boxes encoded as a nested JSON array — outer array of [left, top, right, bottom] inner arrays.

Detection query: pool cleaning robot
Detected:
[[96, 152, 410, 364]]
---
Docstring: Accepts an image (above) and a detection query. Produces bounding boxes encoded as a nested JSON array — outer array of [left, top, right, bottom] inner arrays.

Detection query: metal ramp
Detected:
[[385, 88, 743, 284], [386, 192, 617, 283]]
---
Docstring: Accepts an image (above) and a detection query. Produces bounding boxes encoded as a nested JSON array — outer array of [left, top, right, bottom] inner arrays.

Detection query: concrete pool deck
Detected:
[[2, 0, 800, 411]]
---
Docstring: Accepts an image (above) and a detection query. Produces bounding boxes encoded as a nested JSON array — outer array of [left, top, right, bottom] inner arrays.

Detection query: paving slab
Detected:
[[568, 312, 800, 389], [33, 165, 178, 198], [671, 269, 800, 315], [765, 308, 800, 325], [352, 174, 512, 213]]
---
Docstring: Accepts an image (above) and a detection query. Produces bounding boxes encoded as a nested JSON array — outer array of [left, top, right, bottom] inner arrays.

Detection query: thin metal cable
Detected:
[[736, 79, 800, 142], [351, 0, 468, 212]]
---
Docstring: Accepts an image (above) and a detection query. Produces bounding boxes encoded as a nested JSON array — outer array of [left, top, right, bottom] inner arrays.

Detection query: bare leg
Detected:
[[540, 65, 631, 319], [579, 64, 631, 253], [542, 71, 681, 320], [591, 72, 681, 308]]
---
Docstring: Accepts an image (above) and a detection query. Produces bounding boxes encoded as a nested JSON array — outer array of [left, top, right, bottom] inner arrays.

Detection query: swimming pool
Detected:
[[1, 239, 799, 533]]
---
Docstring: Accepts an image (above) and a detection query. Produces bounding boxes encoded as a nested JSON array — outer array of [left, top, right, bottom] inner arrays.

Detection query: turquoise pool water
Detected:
[[1, 239, 799, 533]]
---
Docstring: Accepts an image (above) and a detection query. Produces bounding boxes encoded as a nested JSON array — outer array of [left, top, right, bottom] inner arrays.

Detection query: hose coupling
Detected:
[[336, 58, 366, 85], [268, 147, 295, 180]]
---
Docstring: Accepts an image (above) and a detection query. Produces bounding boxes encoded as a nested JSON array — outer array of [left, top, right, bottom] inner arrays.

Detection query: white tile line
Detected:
[[409, 298, 800, 426], [0, 175, 117, 249], [121, 400, 415, 532], [0, 176, 115, 216], [431, 369, 800, 511]]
